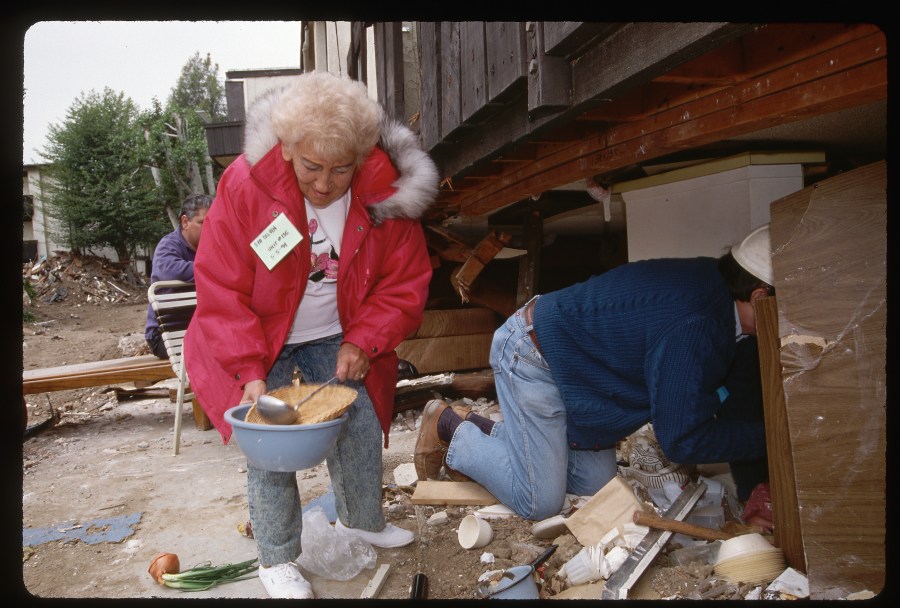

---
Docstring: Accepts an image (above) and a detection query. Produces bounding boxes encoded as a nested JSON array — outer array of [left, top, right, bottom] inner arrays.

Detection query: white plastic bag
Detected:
[[297, 506, 377, 581]]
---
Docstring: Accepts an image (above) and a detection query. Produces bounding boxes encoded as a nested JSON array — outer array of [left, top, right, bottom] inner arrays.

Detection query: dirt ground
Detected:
[[20, 254, 765, 602]]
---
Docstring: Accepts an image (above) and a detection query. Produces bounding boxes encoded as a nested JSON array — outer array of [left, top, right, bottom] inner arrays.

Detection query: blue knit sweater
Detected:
[[533, 257, 767, 464]]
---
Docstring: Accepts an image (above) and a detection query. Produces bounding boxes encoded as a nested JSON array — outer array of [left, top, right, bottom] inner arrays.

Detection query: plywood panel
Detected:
[[769, 160, 886, 598]]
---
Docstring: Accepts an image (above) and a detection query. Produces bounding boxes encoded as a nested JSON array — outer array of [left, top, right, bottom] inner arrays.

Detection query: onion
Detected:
[[148, 553, 180, 584]]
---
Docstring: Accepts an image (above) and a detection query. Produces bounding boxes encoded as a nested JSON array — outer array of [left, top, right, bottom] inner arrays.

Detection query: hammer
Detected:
[[632, 510, 733, 541]]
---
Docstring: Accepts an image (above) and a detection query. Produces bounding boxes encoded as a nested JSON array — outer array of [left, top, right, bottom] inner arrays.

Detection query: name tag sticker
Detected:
[[250, 213, 303, 270]]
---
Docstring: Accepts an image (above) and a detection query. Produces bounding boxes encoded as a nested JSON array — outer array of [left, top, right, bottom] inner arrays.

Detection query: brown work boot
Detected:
[[414, 399, 450, 481]]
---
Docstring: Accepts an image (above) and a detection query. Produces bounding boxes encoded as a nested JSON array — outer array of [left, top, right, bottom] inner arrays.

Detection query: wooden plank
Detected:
[[23, 363, 176, 395], [755, 296, 804, 572], [527, 22, 571, 118], [417, 22, 441, 151], [23, 355, 176, 394], [24, 355, 169, 380], [360, 564, 391, 599], [439, 22, 462, 139], [542, 22, 622, 57], [460, 22, 487, 124], [485, 22, 526, 103], [394, 369, 496, 413], [769, 161, 886, 598], [373, 22, 404, 121], [411, 481, 498, 505]]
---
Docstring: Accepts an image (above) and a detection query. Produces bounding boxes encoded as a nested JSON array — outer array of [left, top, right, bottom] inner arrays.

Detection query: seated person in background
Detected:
[[144, 193, 213, 359]]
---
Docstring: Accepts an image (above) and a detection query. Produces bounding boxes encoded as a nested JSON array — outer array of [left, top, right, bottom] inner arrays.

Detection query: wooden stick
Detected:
[[360, 564, 391, 599], [633, 510, 733, 541]]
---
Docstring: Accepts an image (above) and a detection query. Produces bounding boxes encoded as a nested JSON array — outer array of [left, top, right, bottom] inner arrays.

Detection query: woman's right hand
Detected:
[[241, 379, 268, 404]]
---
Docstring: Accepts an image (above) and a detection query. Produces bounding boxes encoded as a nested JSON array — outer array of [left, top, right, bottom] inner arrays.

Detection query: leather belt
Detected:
[[521, 298, 542, 355]]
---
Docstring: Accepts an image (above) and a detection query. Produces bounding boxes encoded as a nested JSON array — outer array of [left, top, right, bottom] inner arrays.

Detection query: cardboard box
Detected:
[[564, 476, 649, 548]]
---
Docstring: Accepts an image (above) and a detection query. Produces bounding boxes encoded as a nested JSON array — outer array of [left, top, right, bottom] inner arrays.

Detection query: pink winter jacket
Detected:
[[184, 107, 438, 446]]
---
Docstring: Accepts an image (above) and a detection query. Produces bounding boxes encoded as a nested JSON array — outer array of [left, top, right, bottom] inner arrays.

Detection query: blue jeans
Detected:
[[445, 298, 618, 520], [247, 333, 384, 566]]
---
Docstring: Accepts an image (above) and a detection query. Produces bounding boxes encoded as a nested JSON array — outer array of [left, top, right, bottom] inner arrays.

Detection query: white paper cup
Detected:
[[563, 547, 602, 585], [458, 515, 493, 549]]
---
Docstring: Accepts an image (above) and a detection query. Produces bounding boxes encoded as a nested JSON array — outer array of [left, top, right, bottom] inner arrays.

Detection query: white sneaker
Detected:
[[258, 562, 314, 599], [335, 520, 414, 548]]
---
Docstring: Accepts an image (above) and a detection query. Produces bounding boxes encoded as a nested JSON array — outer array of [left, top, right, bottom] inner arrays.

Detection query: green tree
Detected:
[[168, 51, 226, 121], [40, 88, 169, 263], [142, 52, 226, 227]]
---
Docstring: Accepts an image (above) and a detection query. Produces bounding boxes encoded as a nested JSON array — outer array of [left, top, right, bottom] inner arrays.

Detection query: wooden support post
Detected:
[[516, 206, 542, 307], [755, 295, 805, 572]]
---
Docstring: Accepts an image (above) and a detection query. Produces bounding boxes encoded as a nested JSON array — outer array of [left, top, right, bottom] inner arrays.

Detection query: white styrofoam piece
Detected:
[[765, 567, 809, 598], [601, 545, 630, 579]]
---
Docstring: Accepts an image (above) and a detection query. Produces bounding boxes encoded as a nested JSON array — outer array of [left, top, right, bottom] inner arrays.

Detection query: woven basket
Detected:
[[246, 383, 358, 426]]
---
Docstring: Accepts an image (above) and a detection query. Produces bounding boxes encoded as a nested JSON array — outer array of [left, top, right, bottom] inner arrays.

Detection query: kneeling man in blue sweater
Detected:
[[415, 225, 773, 519]]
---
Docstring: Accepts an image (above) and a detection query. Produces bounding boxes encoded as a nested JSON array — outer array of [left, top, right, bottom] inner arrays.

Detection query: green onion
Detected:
[[160, 557, 259, 591]]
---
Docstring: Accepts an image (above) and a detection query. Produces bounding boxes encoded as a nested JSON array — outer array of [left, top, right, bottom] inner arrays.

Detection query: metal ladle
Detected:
[[254, 376, 339, 425]]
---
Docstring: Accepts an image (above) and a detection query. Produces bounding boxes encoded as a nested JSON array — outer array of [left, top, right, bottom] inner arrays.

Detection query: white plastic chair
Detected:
[[147, 280, 197, 455]]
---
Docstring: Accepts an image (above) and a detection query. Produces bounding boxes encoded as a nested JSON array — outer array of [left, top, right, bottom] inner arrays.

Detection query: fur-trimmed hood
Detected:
[[242, 85, 439, 223]]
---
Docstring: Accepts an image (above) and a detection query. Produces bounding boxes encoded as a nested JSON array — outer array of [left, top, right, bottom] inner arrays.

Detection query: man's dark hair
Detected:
[[717, 251, 774, 302], [180, 193, 214, 220]]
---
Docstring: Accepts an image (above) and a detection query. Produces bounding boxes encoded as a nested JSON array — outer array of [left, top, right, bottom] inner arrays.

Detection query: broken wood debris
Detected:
[[23, 251, 148, 306]]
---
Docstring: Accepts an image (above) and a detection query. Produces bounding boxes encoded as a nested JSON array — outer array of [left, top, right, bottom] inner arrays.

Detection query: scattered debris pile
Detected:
[[23, 252, 149, 308], [405, 399, 801, 600]]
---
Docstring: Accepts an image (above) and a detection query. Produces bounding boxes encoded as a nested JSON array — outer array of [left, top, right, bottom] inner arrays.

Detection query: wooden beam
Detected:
[[23, 356, 176, 395], [527, 22, 571, 118], [457, 27, 886, 216], [516, 207, 542, 307]]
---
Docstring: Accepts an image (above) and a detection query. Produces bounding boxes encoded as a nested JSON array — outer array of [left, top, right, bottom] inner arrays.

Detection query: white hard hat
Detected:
[[731, 224, 774, 285]]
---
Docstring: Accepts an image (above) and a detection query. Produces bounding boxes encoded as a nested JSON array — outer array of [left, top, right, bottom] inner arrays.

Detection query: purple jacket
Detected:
[[144, 228, 196, 342]]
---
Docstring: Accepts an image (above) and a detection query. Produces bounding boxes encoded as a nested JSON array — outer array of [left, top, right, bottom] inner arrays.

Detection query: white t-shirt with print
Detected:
[[285, 190, 350, 344]]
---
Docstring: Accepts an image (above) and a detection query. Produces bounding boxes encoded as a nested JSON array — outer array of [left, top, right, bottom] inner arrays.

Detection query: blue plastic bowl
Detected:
[[225, 404, 348, 472]]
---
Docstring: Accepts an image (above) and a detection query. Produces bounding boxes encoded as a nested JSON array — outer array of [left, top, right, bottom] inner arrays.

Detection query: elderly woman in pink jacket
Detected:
[[184, 71, 438, 599]]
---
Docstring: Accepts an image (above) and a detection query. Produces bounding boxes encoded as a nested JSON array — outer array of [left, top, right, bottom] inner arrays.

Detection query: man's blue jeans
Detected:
[[246, 333, 384, 566], [445, 298, 618, 520]]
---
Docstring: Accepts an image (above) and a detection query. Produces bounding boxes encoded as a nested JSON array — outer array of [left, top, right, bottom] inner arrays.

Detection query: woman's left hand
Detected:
[[336, 342, 370, 383]]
